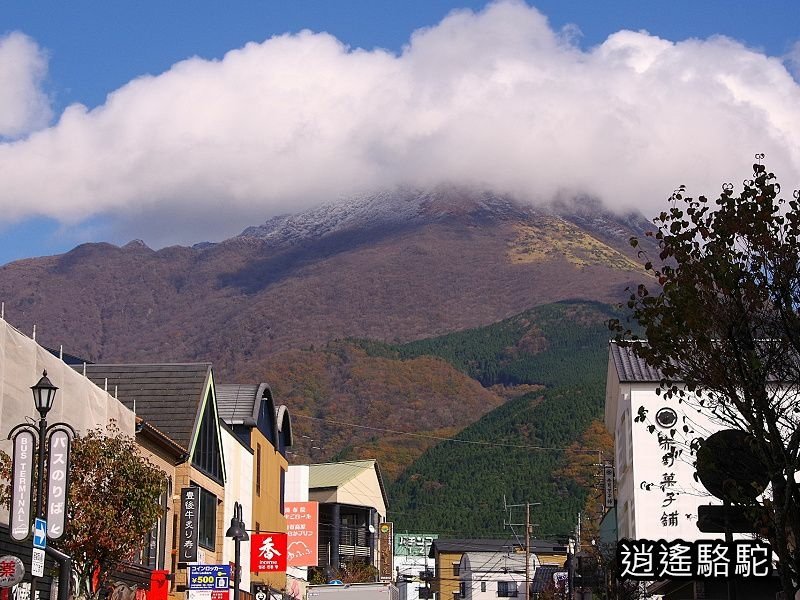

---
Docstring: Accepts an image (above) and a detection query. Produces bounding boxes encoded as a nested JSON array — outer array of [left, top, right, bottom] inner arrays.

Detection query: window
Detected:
[[198, 488, 217, 550], [193, 391, 223, 482], [452, 562, 460, 577], [459, 582, 466, 599], [256, 443, 262, 496], [481, 582, 486, 592], [497, 582, 518, 597]]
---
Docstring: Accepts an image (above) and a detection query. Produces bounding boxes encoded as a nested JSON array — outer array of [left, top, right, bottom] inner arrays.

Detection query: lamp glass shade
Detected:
[[31, 370, 58, 415]]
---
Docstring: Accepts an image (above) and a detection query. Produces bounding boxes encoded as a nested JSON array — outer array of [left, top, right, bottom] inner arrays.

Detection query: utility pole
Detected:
[[525, 503, 531, 600], [504, 498, 540, 600]]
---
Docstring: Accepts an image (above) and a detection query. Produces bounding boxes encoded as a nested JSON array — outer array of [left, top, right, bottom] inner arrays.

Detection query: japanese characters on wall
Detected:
[[629, 394, 717, 541]]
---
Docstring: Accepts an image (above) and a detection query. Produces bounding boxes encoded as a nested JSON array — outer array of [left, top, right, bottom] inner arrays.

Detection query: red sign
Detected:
[[250, 533, 287, 573], [286, 501, 319, 567]]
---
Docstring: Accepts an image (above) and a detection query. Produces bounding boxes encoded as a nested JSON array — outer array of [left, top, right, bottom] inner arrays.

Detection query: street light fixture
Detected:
[[31, 370, 58, 418], [226, 502, 249, 600]]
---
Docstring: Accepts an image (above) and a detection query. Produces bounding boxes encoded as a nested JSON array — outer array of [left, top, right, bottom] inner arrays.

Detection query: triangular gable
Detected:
[[189, 371, 226, 483]]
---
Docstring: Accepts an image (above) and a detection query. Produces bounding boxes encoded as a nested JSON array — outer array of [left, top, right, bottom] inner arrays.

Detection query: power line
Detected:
[[292, 413, 605, 454]]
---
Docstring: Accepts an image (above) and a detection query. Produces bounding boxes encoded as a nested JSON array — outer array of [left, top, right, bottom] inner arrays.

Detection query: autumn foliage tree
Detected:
[[1, 423, 166, 600], [610, 157, 800, 597]]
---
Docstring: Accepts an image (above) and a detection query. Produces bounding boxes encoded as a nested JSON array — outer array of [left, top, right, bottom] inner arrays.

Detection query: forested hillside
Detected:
[[375, 301, 621, 538]]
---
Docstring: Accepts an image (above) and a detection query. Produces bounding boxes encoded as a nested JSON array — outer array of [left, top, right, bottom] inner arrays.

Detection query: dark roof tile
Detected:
[[80, 363, 212, 451]]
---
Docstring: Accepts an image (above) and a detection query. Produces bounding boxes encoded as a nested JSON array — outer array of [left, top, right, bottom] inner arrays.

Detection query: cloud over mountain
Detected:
[[0, 32, 52, 139], [0, 0, 798, 247]]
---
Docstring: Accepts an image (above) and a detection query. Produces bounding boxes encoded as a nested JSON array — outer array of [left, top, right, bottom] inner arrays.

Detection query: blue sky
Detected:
[[0, 0, 798, 265]]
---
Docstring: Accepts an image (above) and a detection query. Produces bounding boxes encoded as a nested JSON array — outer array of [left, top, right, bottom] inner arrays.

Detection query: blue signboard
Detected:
[[187, 565, 231, 590], [33, 518, 47, 549]]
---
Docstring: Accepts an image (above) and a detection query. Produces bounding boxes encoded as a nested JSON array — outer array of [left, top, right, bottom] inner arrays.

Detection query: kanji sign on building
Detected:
[[179, 487, 200, 563], [250, 533, 287, 573], [285, 501, 318, 567]]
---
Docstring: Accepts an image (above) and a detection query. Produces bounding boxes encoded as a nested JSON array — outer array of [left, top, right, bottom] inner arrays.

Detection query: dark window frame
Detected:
[[192, 389, 223, 484], [256, 443, 262, 496], [198, 487, 217, 551], [497, 581, 518, 597]]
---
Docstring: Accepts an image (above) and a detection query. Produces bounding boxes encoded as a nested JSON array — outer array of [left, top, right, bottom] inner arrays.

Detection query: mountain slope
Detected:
[[0, 187, 651, 379], [383, 300, 619, 538]]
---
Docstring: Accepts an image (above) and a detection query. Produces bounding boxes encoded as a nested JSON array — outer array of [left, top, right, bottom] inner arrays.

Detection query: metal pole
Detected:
[[233, 536, 241, 600], [524, 503, 530, 600], [30, 414, 47, 600]]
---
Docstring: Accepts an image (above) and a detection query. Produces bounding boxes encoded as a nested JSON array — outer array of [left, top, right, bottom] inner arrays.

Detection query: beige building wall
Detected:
[[251, 428, 288, 592], [434, 551, 463, 600]]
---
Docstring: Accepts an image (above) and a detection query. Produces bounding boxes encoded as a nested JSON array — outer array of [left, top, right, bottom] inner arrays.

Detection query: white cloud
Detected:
[[0, 32, 52, 138], [0, 0, 799, 247]]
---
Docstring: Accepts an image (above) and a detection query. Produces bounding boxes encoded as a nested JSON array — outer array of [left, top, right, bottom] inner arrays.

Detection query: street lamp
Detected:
[[31, 371, 58, 521], [8, 371, 75, 600], [226, 502, 249, 600]]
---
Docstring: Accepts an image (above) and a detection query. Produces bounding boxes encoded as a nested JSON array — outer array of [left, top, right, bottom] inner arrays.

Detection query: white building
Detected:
[[219, 421, 254, 593], [457, 552, 537, 600], [605, 341, 725, 541]]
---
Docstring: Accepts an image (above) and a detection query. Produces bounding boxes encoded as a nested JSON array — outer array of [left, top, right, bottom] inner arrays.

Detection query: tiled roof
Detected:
[[429, 539, 520, 555], [610, 342, 663, 382], [531, 565, 562, 593], [81, 363, 212, 451]]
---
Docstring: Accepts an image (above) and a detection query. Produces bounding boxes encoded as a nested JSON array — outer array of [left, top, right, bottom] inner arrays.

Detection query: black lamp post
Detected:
[[31, 370, 58, 521], [226, 501, 249, 600], [8, 371, 75, 600]]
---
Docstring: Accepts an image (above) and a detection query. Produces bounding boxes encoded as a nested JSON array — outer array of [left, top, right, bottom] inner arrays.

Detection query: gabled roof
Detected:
[[309, 459, 387, 508], [81, 363, 212, 452], [309, 460, 378, 489], [610, 341, 663, 382]]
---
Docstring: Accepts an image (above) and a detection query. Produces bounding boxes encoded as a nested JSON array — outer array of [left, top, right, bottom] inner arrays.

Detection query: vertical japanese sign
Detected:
[[250, 533, 287, 573], [378, 522, 393, 580], [285, 501, 318, 567], [46, 429, 71, 539], [603, 464, 615, 509], [179, 486, 200, 563], [9, 430, 35, 541]]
